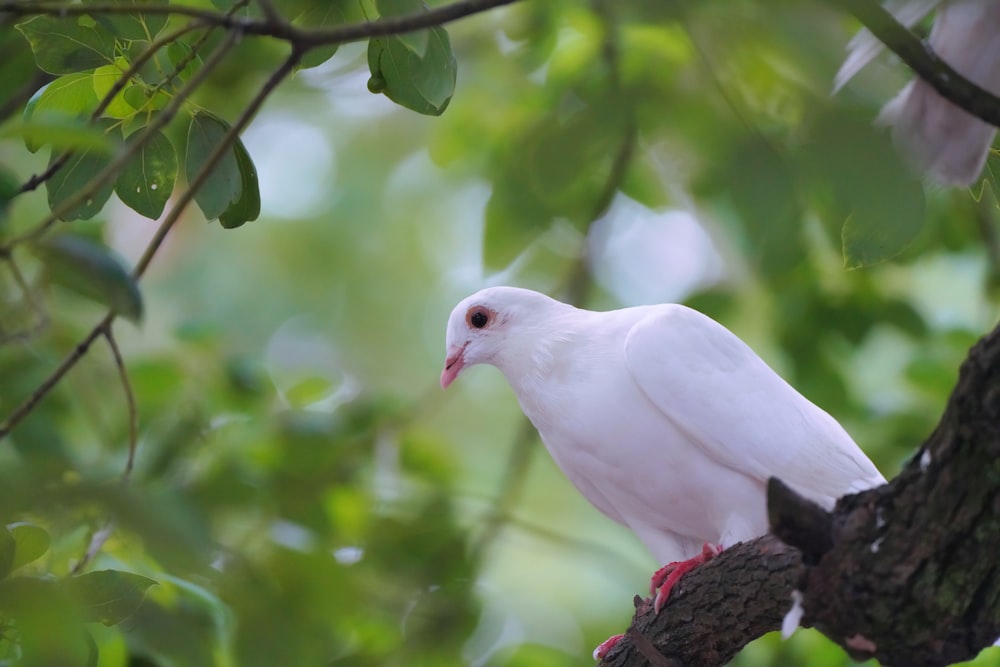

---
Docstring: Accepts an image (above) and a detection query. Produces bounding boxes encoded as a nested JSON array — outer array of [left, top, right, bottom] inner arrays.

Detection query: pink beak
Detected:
[[440, 345, 466, 389]]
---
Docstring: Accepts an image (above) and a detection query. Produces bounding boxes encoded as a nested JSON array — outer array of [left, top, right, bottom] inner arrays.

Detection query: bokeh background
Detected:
[[2, 0, 999, 665]]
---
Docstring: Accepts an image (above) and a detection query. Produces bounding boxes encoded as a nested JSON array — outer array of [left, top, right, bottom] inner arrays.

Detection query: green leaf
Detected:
[[35, 234, 144, 323], [0, 29, 41, 124], [64, 570, 157, 626], [166, 40, 203, 83], [367, 9, 457, 116], [4, 116, 114, 154], [292, 0, 360, 69], [483, 177, 550, 269], [91, 0, 169, 41], [185, 111, 243, 221], [93, 59, 139, 119], [219, 135, 261, 229], [115, 129, 177, 219], [377, 0, 430, 55], [8, 523, 51, 571], [23, 73, 99, 151], [46, 146, 116, 220], [725, 136, 803, 279], [797, 112, 926, 268], [0, 527, 14, 580], [16, 16, 116, 75]]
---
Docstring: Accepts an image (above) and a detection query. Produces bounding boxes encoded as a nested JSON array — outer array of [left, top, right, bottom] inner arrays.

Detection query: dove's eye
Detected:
[[467, 308, 489, 329]]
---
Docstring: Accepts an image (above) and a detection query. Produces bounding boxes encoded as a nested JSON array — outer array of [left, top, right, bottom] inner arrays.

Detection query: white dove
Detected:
[[441, 287, 885, 659], [834, 0, 1000, 187]]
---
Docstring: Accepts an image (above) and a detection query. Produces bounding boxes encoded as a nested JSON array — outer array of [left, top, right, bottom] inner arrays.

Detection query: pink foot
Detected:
[[650, 542, 722, 613], [593, 633, 624, 661]]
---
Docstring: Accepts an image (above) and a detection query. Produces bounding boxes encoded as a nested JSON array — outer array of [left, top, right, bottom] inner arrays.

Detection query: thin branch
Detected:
[[103, 326, 137, 482], [16, 21, 204, 197], [0, 51, 301, 441], [70, 520, 114, 575], [828, 0, 1000, 128], [135, 50, 301, 278], [0, 313, 112, 439], [0, 254, 49, 344], [0, 0, 520, 49], [4, 29, 240, 250]]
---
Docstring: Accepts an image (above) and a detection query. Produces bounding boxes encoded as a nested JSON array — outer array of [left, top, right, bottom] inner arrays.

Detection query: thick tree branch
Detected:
[[600, 318, 1000, 667], [828, 0, 1000, 128], [600, 536, 804, 667]]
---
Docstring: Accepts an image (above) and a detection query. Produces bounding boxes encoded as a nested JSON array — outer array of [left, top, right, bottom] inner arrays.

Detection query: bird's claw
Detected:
[[593, 633, 625, 661], [650, 542, 722, 613]]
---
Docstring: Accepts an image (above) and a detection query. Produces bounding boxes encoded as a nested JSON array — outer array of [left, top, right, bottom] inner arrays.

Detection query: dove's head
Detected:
[[441, 287, 568, 389]]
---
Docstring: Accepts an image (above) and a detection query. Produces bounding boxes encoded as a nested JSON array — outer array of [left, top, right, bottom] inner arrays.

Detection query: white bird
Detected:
[[834, 0, 1000, 187], [441, 287, 885, 659]]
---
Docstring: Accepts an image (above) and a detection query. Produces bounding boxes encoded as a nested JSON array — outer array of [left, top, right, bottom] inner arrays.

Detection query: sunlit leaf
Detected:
[[367, 15, 456, 116], [23, 73, 99, 151], [4, 116, 114, 154], [92, 59, 139, 119], [185, 111, 242, 221], [219, 134, 261, 229], [115, 129, 177, 219], [16, 16, 116, 74], [8, 522, 51, 571], [35, 234, 144, 323], [64, 570, 158, 626]]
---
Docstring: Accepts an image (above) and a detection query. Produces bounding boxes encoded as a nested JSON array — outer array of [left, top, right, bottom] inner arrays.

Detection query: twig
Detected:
[[103, 325, 137, 482], [0, 313, 112, 439], [0, 50, 301, 440], [16, 22, 205, 196], [254, 0, 283, 25], [0, 0, 520, 50], [0, 254, 49, 344], [827, 0, 1000, 127], [135, 49, 301, 278], [70, 520, 114, 575], [4, 29, 240, 249]]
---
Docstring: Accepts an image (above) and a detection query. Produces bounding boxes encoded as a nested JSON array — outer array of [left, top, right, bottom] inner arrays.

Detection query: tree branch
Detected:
[[0, 48, 299, 440], [0, 0, 520, 49], [600, 318, 1000, 667], [827, 0, 1000, 128]]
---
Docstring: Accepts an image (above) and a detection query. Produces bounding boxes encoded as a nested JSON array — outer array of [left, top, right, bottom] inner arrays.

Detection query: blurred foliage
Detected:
[[0, 0, 999, 666]]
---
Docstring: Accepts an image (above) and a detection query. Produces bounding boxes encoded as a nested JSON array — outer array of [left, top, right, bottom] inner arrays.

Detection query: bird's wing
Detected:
[[833, 0, 939, 92], [623, 306, 884, 505]]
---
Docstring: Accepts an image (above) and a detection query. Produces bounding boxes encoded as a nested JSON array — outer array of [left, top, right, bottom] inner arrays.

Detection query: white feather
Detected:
[[443, 287, 885, 566], [835, 0, 1000, 186]]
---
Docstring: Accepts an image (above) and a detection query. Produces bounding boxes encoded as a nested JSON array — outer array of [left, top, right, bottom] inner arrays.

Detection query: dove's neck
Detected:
[[494, 307, 596, 418]]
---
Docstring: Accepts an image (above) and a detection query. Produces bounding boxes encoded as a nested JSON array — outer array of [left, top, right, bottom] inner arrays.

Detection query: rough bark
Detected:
[[600, 321, 1000, 667]]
